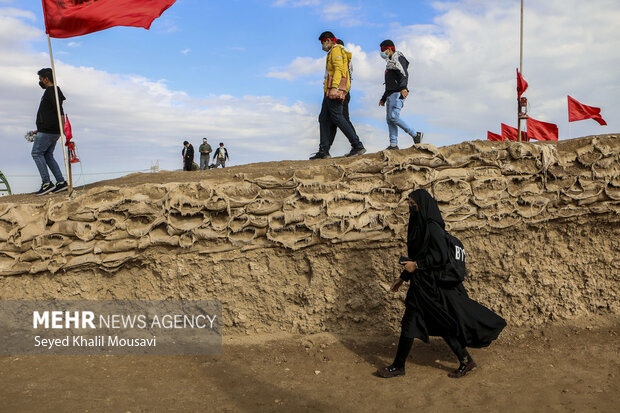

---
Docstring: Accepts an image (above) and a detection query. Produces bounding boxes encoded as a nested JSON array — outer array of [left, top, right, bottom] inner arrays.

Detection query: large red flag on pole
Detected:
[[516, 68, 528, 98], [487, 131, 504, 141], [527, 118, 559, 141], [501, 123, 528, 142], [567, 96, 607, 126], [42, 0, 177, 38]]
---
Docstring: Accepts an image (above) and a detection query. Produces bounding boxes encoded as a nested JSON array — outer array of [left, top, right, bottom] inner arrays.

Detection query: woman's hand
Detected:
[[401, 261, 417, 273], [390, 277, 404, 292]]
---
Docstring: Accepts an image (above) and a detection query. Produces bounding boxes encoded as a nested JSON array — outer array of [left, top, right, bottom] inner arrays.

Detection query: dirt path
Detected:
[[1, 317, 618, 412]]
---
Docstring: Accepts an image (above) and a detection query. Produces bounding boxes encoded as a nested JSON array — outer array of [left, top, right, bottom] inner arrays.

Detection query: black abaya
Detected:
[[399, 189, 506, 348]]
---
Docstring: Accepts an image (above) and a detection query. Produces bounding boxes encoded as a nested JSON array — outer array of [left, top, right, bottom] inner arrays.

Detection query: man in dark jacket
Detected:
[[379, 40, 423, 150], [32, 68, 68, 195], [212, 142, 229, 168], [182, 140, 194, 171]]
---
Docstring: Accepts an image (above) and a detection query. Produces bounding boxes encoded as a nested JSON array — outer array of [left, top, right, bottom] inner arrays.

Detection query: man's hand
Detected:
[[328, 88, 345, 100], [400, 89, 409, 99], [379, 100, 385, 107], [401, 260, 417, 273], [390, 277, 404, 292]]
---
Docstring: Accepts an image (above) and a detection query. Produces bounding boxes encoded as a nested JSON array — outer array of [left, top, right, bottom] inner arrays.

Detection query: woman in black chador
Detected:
[[377, 189, 506, 378]]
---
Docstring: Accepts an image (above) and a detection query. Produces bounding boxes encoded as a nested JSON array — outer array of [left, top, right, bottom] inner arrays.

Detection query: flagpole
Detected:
[[517, 0, 524, 142], [46, 34, 72, 194]]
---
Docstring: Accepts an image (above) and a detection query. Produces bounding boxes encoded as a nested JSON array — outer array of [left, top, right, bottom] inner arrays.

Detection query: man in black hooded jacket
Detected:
[[376, 189, 506, 379]]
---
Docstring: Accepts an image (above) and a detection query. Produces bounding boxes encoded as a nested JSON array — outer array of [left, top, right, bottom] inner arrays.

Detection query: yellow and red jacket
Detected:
[[323, 44, 352, 94]]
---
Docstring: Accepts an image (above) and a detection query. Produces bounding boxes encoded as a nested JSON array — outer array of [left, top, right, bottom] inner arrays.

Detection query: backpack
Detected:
[[436, 232, 467, 286]]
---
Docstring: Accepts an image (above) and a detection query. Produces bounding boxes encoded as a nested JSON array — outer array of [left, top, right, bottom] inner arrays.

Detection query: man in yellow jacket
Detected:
[[310, 31, 366, 160]]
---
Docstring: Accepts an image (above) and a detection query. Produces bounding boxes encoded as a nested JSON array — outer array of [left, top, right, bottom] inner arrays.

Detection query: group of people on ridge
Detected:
[[310, 31, 424, 160], [182, 139, 229, 171]]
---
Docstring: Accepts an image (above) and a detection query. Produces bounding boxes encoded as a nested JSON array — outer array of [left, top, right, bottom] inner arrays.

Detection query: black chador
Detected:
[[377, 189, 506, 378]]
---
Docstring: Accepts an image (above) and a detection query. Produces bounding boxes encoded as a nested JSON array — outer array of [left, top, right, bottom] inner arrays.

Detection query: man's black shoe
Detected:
[[376, 365, 406, 378], [344, 147, 366, 157], [35, 182, 54, 196], [309, 152, 331, 160], [51, 181, 68, 194], [385, 145, 399, 150], [413, 132, 424, 144]]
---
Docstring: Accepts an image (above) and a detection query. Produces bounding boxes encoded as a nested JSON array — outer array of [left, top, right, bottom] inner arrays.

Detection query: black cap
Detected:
[[219, 142, 224, 146], [183, 140, 189, 145], [318, 31, 335, 41]]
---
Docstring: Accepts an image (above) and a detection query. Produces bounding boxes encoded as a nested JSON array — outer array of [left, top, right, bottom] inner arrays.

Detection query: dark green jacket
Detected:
[[199, 143, 212, 158]]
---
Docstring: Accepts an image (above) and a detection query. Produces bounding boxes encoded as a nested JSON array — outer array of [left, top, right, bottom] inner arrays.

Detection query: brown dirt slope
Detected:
[[0, 135, 618, 335]]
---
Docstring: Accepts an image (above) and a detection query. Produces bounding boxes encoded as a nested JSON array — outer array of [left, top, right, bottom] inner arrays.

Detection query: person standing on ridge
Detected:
[[182, 140, 194, 171], [379, 40, 423, 150], [212, 142, 229, 168], [328, 38, 358, 148], [199, 138, 212, 170], [32, 68, 68, 195], [310, 31, 366, 160]]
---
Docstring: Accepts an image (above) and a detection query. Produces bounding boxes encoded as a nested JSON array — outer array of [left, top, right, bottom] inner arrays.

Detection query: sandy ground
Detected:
[[1, 317, 618, 413]]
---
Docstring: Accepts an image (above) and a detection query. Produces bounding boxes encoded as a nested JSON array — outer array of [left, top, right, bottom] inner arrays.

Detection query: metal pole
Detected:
[[46, 34, 72, 194], [517, 0, 524, 142]]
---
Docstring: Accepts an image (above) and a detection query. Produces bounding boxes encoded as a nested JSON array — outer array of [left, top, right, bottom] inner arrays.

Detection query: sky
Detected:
[[0, 0, 618, 194]]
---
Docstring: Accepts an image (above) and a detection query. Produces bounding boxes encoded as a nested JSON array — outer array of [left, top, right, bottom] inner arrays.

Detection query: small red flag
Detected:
[[517, 68, 528, 98], [567, 96, 607, 126], [487, 131, 503, 141], [501, 123, 528, 141], [64, 114, 73, 143], [42, 0, 176, 38], [527, 118, 558, 141]]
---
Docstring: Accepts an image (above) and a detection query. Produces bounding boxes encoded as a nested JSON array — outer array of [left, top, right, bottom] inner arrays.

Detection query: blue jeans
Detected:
[[31, 132, 64, 184], [386, 92, 416, 146]]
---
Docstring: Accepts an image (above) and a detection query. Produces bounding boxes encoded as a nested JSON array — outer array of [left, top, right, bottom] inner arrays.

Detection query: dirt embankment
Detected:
[[0, 135, 618, 335]]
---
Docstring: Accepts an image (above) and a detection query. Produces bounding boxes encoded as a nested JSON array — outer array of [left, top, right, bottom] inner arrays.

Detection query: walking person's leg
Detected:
[[200, 158, 207, 170], [326, 98, 365, 156], [342, 92, 357, 136], [386, 93, 400, 148], [31, 133, 53, 185], [376, 307, 415, 378], [317, 96, 333, 157], [442, 335, 477, 378], [42, 134, 65, 184], [387, 93, 422, 145]]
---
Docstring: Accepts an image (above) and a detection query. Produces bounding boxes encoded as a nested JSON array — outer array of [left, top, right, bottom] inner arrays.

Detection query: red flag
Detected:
[[64, 115, 73, 143], [527, 117, 558, 141], [487, 131, 503, 141], [517, 68, 528, 98], [567, 96, 607, 126], [501, 123, 526, 141], [42, 0, 176, 38]]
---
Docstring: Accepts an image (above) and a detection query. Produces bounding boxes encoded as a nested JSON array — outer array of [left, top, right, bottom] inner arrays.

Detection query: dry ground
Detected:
[[1, 316, 618, 413]]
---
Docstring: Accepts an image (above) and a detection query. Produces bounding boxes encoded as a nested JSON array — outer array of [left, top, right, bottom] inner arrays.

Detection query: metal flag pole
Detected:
[[46, 34, 72, 194], [517, 0, 524, 142]]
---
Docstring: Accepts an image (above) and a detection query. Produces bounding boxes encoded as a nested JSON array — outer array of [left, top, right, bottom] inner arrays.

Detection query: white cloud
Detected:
[[0, 8, 329, 194], [67, 41, 82, 48], [180, 48, 191, 55], [271, 0, 619, 146]]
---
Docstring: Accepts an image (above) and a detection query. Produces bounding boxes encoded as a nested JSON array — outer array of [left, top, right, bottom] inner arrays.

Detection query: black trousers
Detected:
[[318, 95, 362, 154], [328, 92, 356, 147], [183, 159, 193, 171]]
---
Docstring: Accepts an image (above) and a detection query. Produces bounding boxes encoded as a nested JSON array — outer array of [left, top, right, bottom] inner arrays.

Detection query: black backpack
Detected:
[[436, 232, 467, 286]]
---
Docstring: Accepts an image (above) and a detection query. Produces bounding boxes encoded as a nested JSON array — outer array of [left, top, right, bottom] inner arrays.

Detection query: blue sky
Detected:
[[0, 0, 618, 194]]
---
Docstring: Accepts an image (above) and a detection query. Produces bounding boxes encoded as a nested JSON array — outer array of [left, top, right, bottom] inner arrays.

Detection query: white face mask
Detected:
[[380, 51, 389, 60]]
